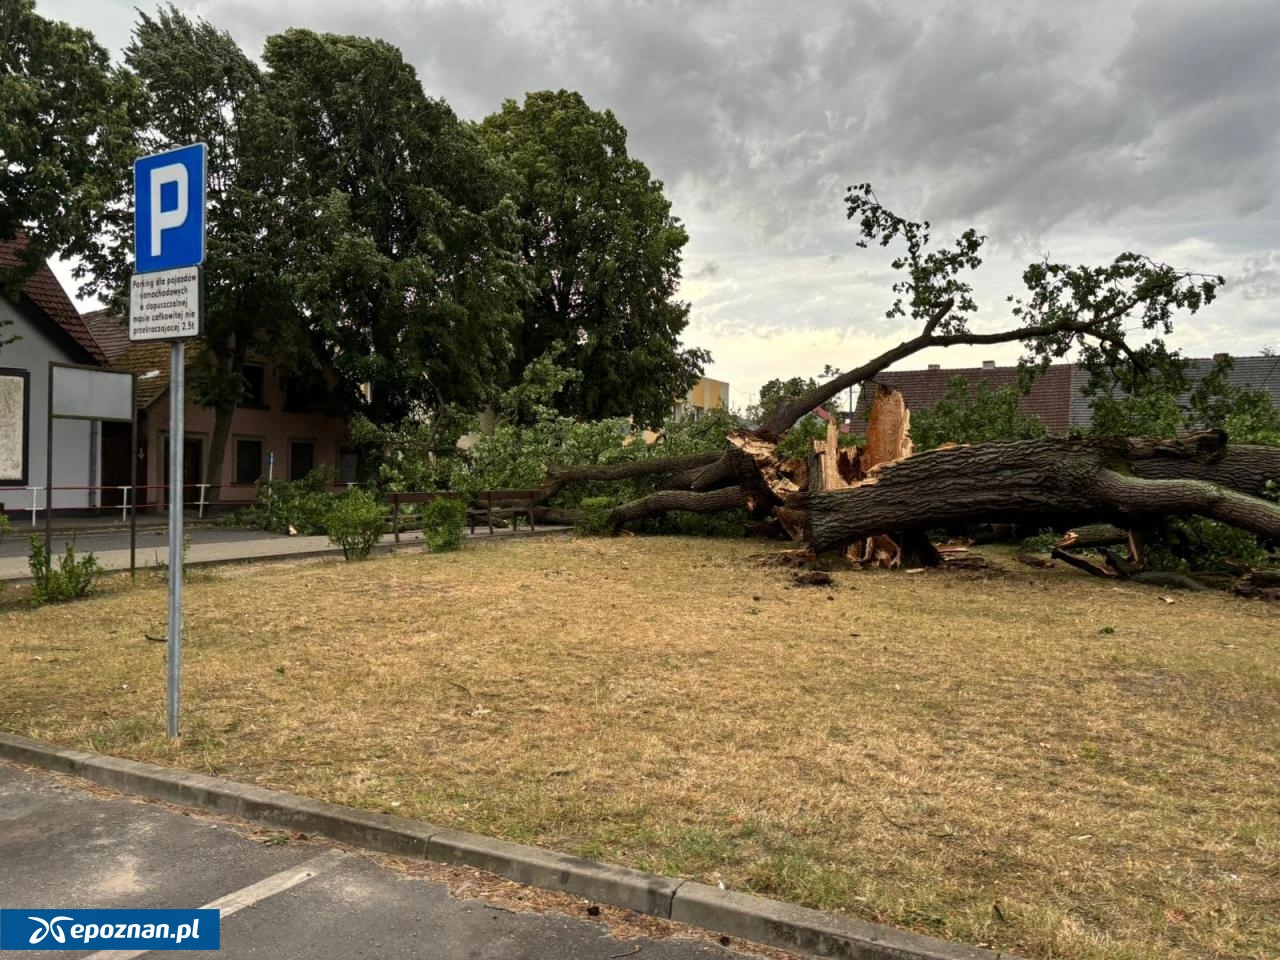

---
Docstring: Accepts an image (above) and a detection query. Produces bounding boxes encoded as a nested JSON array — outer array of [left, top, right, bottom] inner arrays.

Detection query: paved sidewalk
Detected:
[[0, 525, 569, 583]]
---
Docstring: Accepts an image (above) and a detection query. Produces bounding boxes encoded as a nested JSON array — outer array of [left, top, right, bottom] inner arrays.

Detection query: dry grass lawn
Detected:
[[1, 535, 1277, 960]]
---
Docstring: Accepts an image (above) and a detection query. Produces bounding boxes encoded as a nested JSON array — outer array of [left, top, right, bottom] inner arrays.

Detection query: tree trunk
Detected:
[[199, 338, 248, 504], [607, 487, 750, 527], [545, 449, 722, 483], [539, 450, 724, 502], [797, 432, 1280, 553], [203, 402, 235, 502]]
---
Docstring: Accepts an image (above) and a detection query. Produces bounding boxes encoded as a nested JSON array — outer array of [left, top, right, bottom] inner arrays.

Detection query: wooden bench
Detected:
[[468, 489, 538, 535], [388, 490, 464, 543]]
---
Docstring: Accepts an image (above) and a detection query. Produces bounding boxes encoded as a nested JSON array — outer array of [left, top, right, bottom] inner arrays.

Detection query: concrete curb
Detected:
[[0, 732, 1019, 960]]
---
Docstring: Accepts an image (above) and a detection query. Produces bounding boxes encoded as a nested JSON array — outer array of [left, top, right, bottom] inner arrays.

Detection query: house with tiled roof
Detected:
[[84, 310, 354, 508], [2, 239, 355, 518], [1, 237, 113, 515], [849, 355, 1280, 438], [849, 361, 1076, 435], [1066, 355, 1280, 430]]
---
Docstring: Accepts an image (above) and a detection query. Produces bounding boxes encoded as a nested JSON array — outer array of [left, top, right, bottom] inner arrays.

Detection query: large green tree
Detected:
[[0, 0, 134, 349], [77, 6, 302, 497], [264, 30, 524, 426], [480, 90, 707, 426]]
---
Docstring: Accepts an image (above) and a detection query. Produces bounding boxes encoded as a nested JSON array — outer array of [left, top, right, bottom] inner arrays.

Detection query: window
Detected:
[[234, 438, 264, 485], [283, 374, 316, 414], [289, 440, 315, 481], [337, 445, 359, 485], [0, 369, 30, 486], [239, 365, 267, 408]]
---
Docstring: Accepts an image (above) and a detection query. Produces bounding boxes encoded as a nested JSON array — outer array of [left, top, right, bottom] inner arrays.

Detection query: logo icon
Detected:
[[28, 916, 73, 945]]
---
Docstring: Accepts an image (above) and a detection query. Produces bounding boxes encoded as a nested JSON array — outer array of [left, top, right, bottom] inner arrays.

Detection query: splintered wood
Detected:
[[842, 384, 913, 567], [732, 384, 919, 566]]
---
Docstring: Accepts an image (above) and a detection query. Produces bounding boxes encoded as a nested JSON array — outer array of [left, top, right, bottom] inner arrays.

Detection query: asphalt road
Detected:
[[0, 763, 761, 960]]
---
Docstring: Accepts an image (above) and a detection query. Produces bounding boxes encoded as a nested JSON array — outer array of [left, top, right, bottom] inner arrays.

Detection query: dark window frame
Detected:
[[238, 364, 268, 409], [233, 436, 265, 486], [289, 439, 316, 481], [0, 368, 31, 486]]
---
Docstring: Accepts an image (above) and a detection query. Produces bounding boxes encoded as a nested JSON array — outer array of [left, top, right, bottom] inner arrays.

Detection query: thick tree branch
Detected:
[[545, 450, 722, 483], [607, 487, 750, 526], [757, 298, 1146, 440]]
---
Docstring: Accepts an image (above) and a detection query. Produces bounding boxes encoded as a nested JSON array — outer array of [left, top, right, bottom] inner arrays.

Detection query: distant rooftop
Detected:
[[0, 237, 108, 365]]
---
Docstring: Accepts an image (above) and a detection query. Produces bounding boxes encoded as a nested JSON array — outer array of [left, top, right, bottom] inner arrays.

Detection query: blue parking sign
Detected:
[[134, 143, 206, 273]]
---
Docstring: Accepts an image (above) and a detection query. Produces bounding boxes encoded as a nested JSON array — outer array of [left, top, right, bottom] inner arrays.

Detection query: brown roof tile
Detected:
[[0, 237, 108, 365], [109, 339, 207, 409], [81, 308, 132, 362], [852, 363, 1076, 433]]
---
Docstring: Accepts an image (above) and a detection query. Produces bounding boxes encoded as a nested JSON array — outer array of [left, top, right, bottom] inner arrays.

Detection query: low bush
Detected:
[[574, 496, 617, 536], [247, 465, 338, 535], [29, 535, 101, 605], [1019, 529, 1061, 554], [324, 489, 388, 561], [1146, 517, 1276, 573], [421, 497, 467, 552]]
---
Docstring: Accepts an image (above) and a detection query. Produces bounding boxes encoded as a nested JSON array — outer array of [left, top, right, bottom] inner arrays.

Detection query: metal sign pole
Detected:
[[132, 140, 205, 742], [44, 366, 53, 590], [130, 375, 138, 579], [166, 340, 185, 738]]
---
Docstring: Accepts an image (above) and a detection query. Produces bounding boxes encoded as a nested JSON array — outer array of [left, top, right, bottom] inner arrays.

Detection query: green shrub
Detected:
[[635, 508, 751, 538], [0, 512, 11, 543], [574, 496, 617, 536], [911, 376, 1047, 450], [29, 535, 101, 605], [248, 465, 338, 535], [1019, 529, 1060, 553], [1145, 518, 1275, 573], [324, 489, 388, 561], [421, 497, 467, 552]]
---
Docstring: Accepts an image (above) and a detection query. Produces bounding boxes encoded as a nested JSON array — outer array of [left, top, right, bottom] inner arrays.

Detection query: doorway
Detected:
[[161, 435, 204, 505]]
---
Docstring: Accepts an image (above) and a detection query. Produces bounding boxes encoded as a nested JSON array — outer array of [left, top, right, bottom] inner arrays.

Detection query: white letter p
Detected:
[[150, 162, 189, 257]]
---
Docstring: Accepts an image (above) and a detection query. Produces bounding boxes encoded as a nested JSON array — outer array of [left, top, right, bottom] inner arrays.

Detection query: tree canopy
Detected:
[[0, 0, 134, 291], [70, 6, 305, 493], [481, 90, 707, 426], [3, 10, 708, 429], [265, 30, 525, 425]]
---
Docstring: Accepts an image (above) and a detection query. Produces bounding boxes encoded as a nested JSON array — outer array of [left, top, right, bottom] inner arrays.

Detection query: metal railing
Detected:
[[0, 482, 226, 526]]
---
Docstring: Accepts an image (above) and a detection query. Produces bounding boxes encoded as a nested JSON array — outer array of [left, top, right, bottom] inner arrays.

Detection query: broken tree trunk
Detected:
[[796, 431, 1280, 553], [608, 487, 750, 526]]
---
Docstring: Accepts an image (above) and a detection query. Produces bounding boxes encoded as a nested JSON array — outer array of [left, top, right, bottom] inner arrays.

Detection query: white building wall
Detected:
[[0, 297, 94, 514]]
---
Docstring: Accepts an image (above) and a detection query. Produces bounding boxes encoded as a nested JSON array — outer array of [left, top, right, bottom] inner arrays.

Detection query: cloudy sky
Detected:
[[39, 0, 1280, 410]]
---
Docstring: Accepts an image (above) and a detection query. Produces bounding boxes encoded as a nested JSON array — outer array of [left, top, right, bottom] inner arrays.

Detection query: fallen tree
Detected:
[[532, 185, 1280, 564], [793, 430, 1280, 553]]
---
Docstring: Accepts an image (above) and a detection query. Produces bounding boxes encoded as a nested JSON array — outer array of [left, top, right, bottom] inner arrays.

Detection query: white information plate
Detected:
[[129, 266, 203, 341], [50, 364, 134, 422]]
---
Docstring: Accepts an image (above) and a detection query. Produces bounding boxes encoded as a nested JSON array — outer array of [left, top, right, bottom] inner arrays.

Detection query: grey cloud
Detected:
[[1234, 251, 1280, 301], [35, 0, 1280, 381]]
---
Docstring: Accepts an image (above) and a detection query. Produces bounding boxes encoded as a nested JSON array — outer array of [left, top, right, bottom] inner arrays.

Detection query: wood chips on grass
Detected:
[[2, 535, 1277, 959]]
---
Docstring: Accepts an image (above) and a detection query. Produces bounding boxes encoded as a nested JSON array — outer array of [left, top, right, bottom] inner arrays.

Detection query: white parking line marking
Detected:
[[83, 848, 350, 959]]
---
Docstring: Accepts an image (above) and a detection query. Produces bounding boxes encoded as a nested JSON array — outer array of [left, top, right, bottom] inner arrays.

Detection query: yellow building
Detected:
[[631, 377, 730, 443], [674, 377, 730, 422]]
